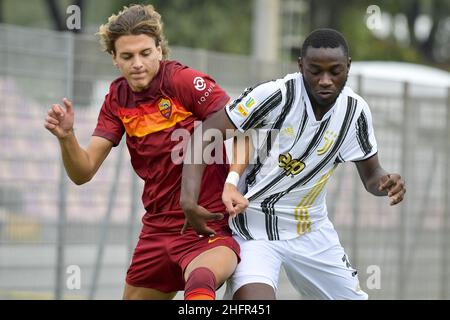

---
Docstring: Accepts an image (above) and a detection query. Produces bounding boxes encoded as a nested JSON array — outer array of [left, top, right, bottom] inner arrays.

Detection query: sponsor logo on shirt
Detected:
[[196, 82, 217, 105], [158, 98, 172, 119], [279, 153, 305, 177], [193, 76, 206, 91]]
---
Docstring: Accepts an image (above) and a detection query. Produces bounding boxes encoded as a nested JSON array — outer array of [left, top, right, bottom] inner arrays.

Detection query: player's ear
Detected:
[[157, 45, 163, 61], [112, 54, 118, 68], [298, 57, 304, 74], [347, 57, 352, 72]]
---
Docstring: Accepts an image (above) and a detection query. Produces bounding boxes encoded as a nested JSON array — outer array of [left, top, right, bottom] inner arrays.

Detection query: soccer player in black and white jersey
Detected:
[[180, 29, 406, 299]]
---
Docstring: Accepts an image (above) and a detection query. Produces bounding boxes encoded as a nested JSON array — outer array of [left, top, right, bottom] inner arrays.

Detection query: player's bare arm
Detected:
[[222, 135, 252, 218], [180, 108, 239, 235], [45, 98, 113, 185], [355, 153, 406, 205]]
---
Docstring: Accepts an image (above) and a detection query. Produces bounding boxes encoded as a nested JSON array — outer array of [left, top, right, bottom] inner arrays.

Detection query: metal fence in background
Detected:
[[0, 24, 449, 300]]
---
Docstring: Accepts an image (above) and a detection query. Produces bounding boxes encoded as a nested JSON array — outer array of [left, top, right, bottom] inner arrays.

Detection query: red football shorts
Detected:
[[125, 224, 240, 293]]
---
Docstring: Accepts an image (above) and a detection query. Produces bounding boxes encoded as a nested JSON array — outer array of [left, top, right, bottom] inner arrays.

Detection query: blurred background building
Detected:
[[0, 0, 449, 300]]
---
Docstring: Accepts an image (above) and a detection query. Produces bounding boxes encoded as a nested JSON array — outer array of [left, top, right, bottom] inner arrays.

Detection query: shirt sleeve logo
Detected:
[[158, 98, 173, 119], [237, 103, 248, 117], [235, 97, 256, 117], [245, 97, 256, 109], [193, 77, 206, 91]]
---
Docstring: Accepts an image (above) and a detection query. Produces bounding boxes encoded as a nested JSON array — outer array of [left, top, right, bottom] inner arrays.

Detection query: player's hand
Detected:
[[44, 98, 75, 139], [181, 203, 224, 236], [378, 173, 406, 206], [222, 183, 249, 218]]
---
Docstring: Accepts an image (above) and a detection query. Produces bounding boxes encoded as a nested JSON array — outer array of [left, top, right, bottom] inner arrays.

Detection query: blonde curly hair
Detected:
[[97, 4, 169, 58]]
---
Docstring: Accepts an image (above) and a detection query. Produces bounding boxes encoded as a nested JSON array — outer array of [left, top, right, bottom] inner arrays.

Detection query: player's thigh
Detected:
[[225, 237, 282, 299], [233, 283, 276, 300], [123, 283, 177, 300], [185, 245, 238, 286], [284, 222, 368, 300]]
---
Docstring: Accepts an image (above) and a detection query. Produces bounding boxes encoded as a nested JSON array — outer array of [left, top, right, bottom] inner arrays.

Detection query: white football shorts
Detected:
[[224, 219, 368, 300]]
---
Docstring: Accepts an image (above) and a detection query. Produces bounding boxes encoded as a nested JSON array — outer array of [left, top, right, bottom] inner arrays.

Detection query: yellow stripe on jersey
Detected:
[[294, 165, 337, 235]]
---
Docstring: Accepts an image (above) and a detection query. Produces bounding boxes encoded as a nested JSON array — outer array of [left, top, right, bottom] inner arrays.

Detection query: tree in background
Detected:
[[387, 0, 450, 66], [305, 0, 449, 68], [112, 0, 252, 55], [1, 0, 448, 69]]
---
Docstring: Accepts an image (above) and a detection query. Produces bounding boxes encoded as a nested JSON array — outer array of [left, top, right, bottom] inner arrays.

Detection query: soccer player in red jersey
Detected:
[[44, 4, 239, 300]]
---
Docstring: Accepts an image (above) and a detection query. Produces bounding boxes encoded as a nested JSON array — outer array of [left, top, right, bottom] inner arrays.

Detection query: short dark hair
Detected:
[[301, 28, 349, 57]]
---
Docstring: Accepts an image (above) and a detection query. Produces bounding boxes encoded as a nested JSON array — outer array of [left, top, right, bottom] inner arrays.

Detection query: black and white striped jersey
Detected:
[[225, 73, 377, 240]]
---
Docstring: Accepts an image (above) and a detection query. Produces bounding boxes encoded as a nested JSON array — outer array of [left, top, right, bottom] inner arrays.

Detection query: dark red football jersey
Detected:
[[93, 60, 230, 232]]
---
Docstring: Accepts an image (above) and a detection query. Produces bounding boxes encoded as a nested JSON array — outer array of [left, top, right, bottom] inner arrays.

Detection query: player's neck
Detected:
[[311, 103, 333, 121]]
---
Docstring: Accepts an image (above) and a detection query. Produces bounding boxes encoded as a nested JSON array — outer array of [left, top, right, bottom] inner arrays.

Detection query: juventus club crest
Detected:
[[158, 98, 172, 119]]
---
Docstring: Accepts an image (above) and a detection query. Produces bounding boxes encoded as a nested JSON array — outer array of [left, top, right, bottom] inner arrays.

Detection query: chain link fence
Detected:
[[0, 24, 449, 299]]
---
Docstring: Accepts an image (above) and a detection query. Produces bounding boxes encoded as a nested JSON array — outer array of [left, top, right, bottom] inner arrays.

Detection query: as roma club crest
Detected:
[[158, 98, 172, 119]]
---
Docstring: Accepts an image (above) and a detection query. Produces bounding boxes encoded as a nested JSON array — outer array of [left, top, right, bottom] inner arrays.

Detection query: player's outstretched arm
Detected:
[[222, 135, 252, 218], [44, 98, 114, 185], [180, 108, 238, 236], [355, 154, 406, 206]]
